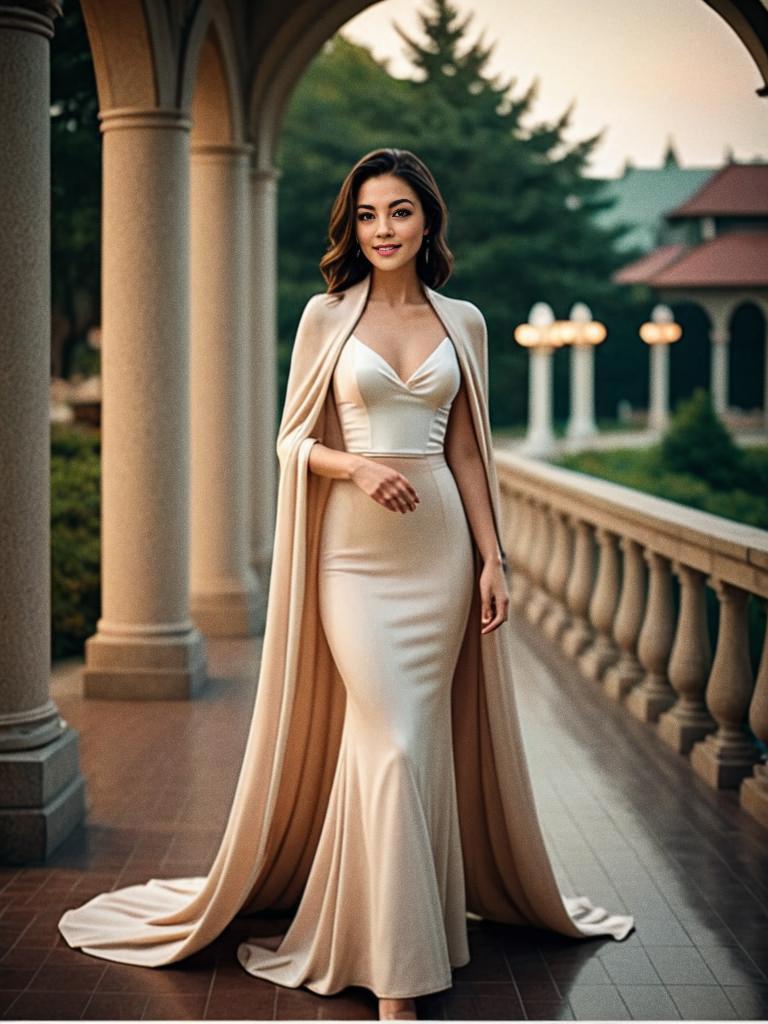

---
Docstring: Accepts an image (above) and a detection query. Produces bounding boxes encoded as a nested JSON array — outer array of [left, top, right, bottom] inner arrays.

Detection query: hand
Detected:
[[350, 458, 420, 514], [479, 558, 509, 634]]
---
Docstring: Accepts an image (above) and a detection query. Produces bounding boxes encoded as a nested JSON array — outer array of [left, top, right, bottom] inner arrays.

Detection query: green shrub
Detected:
[[660, 388, 747, 491], [51, 424, 101, 658]]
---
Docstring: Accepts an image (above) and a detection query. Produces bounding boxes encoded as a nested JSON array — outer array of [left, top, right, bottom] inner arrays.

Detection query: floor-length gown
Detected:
[[237, 331, 476, 998]]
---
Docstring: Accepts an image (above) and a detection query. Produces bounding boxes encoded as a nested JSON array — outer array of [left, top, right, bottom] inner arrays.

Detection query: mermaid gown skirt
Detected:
[[237, 335, 476, 997], [57, 325, 634, 996]]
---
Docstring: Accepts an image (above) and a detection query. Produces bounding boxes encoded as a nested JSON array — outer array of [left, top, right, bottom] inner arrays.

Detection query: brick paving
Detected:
[[1, 617, 767, 1020]]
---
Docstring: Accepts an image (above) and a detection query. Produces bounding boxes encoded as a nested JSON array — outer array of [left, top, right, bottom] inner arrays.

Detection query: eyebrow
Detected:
[[355, 198, 415, 210]]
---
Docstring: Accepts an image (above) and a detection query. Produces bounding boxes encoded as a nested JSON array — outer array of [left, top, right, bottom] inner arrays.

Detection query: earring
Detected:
[[423, 235, 430, 264]]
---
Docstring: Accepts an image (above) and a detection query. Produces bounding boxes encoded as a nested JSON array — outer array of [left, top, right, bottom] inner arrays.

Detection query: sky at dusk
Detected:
[[341, 0, 768, 178]]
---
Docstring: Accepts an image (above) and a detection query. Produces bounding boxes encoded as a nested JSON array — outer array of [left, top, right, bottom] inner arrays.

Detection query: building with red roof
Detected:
[[613, 163, 768, 430]]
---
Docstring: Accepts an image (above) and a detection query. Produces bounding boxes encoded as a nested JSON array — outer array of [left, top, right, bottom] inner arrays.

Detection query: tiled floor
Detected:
[[1, 615, 767, 1020]]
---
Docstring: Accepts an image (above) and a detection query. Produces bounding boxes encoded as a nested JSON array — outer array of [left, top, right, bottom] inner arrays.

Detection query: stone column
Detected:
[[83, 108, 206, 699], [249, 164, 280, 606], [189, 143, 259, 636], [566, 344, 598, 445], [0, 0, 87, 862], [648, 342, 671, 432], [522, 346, 556, 457], [710, 323, 730, 418]]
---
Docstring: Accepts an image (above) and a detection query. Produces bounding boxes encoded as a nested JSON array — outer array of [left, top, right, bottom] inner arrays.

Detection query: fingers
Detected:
[[480, 592, 509, 634], [377, 472, 420, 513]]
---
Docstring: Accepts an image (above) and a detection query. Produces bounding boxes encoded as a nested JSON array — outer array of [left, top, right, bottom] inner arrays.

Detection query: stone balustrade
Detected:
[[495, 450, 768, 830]]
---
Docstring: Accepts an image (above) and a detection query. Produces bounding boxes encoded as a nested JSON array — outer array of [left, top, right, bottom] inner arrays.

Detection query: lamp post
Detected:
[[564, 301, 606, 449], [515, 302, 564, 457], [640, 304, 682, 433]]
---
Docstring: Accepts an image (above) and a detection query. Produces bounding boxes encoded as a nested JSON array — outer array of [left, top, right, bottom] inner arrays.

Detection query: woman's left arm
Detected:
[[444, 375, 510, 634]]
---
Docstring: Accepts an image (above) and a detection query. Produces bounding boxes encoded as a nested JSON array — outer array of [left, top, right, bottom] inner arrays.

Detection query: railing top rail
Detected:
[[495, 450, 768, 597]]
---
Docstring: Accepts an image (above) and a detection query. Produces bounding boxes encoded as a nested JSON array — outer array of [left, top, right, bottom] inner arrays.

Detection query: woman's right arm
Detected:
[[308, 444, 420, 514], [307, 443, 365, 481]]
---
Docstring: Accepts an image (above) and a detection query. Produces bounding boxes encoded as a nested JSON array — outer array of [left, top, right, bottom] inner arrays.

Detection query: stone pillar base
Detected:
[[657, 705, 716, 755], [191, 573, 264, 637], [578, 640, 618, 683], [625, 676, 676, 722], [740, 765, 768, 828], [541, 605, 569, 644], [82, 629, 207, 700], [0, 728, 86, 863], [561, 620, 592, 659], [525, 589, 550, 626], [603, 656, 643, 701], [690, 731, 760, 789]]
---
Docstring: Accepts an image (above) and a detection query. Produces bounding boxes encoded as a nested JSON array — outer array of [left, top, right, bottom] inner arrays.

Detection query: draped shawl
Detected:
[[58, 270, 633, 967]]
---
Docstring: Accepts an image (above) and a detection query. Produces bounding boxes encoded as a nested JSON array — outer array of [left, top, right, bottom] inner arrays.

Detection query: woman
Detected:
[[58, 147, 633, 1020]]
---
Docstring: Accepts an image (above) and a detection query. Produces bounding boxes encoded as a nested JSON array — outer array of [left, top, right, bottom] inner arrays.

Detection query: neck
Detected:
[[367, 264, 427, 307]]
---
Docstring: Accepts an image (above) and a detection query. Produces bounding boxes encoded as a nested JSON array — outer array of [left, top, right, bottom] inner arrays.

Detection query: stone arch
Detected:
[[247, 0, 378, 169], [701, 0, 768, 97], [248, 0, 768, 171], [79, 0, 175, 110], [182, 0, 247, 145]]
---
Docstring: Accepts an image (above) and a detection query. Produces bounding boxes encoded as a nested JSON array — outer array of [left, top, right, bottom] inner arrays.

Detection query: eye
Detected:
[[393, 208, 411, 217]]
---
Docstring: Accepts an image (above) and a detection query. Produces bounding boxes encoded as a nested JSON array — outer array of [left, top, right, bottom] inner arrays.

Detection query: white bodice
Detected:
[[332, 333, 461, 455]]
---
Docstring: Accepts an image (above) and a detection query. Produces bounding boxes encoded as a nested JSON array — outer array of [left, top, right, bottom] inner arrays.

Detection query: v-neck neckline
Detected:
[[351, 335, 451, 389]]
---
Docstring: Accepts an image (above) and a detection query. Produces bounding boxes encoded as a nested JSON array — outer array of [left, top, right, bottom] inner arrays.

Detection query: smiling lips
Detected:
[[374, 245, 401, 256]]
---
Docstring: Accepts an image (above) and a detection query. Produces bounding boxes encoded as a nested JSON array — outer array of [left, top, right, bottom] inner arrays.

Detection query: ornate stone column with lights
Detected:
[[641, 304, 682, 432], [564, 302, 606, 448], [0, 0, 87, 862], [515, 302, 564, 458]]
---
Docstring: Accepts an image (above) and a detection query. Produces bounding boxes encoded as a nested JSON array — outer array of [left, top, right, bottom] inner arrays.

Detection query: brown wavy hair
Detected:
[[319, 148, 454, 294]]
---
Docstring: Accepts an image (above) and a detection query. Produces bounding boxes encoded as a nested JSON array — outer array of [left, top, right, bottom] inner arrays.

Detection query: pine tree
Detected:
[[388, 0, 641, 424]]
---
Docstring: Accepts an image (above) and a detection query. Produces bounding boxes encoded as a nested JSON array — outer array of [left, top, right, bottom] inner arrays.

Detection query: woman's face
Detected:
[[354, 173, 428, 273]]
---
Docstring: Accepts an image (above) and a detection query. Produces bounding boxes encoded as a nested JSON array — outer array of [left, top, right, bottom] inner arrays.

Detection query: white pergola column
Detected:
[[648, 342, 671, 432], [522, 345, 556, 457], [566, 343, 598, 444], [0, 0, 86, 861], [249, 164, 280, 602], [189, 143, 259, 636], [83, 107, 206, 699], [710, 323, 730, 417]]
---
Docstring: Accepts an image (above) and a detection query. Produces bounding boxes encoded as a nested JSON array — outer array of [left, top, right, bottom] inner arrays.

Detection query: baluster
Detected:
[[740, 606, 768, 825], [578, 527, 621, 682], [561, 518, 595, 659], [509, 494, 534, 610], [627, 549, 677, 722], [657, 562, 715, 754], [541, 510, 573, 642], [691, 579, 759, 788], [604, 537, 646, 701], [526, 502, 554, 626]]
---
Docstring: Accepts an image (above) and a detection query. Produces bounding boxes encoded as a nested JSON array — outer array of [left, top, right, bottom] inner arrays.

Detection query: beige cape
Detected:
[[58, 270, 634, 968]]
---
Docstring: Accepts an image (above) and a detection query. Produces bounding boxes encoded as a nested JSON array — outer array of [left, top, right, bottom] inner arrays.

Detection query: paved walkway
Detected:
[[1, 616, 767, 1020]]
